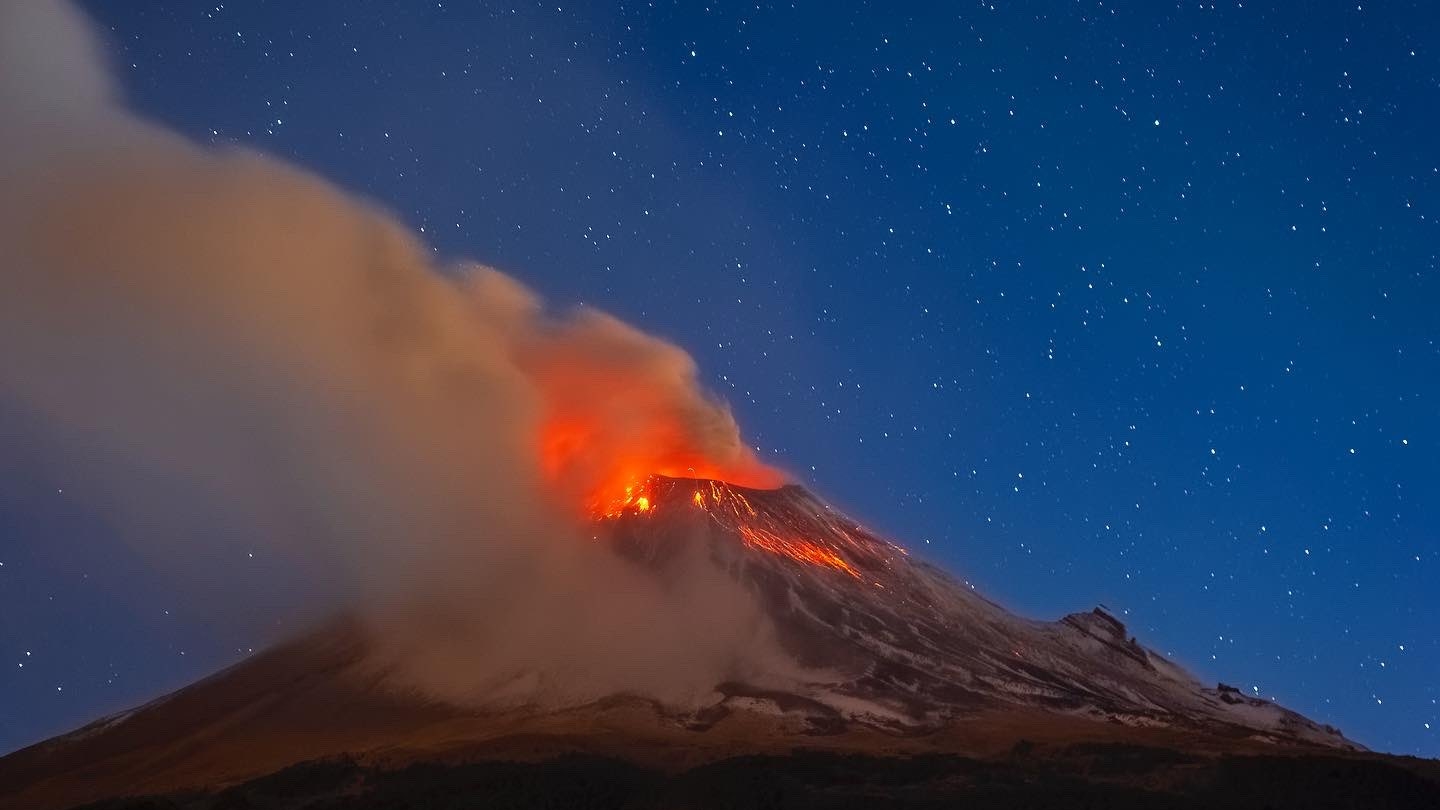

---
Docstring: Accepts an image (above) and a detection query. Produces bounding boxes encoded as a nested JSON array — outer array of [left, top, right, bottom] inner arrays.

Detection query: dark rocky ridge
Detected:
[[63, 748, 1440, 810]]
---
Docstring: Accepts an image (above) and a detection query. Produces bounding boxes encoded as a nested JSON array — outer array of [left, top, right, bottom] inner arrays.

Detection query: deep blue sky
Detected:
[[2, 1, 1436, 757]]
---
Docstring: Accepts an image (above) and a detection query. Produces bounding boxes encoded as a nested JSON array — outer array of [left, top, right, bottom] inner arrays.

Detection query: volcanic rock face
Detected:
[[600, 477, 1349, 746], [0, 477, 1362, 809]]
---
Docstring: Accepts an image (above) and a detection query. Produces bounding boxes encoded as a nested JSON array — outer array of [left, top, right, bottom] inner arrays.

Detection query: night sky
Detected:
[[2, 1, 1436, 757]]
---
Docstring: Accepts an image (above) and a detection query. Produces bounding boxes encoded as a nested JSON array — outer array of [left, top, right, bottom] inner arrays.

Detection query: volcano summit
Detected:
[[6, 476, 1436, 810]]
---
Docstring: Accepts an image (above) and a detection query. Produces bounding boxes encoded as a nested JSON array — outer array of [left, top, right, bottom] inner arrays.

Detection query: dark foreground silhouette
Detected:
[[72, 746, 1440, 810]]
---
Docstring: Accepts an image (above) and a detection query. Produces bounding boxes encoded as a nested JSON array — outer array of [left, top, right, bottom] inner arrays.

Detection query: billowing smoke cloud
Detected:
[[0, 1, 794, 707]]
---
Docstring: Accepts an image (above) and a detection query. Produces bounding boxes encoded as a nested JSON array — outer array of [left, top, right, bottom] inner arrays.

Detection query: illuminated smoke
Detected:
[[0, 1, 794, 708]]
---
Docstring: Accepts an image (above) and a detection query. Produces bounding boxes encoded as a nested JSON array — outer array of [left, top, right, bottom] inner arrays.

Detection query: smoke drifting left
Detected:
[[0, 1, 795, 708]]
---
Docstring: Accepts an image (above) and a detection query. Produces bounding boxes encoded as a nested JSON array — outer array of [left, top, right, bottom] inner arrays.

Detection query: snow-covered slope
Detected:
[[602, 476, 1351, 748]]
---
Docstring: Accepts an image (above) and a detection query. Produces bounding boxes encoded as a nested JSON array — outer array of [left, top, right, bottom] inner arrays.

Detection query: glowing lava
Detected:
[[538, 410, 783, 520], [586, 477, 662, 519], [736, 524, 860, 579], [592, 475, 872, 579], [536, 399, 878, 580]]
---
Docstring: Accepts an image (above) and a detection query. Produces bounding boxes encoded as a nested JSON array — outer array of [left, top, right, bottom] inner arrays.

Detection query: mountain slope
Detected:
[[0, 476, 1364, 809], [601, 476, 1349, 747]]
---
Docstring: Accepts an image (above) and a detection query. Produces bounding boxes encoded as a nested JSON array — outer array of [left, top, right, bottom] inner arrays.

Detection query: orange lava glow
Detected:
[[585, 478, 658, 519], [588, 475, 867, 579], [538, 414, 783, 519], [736, 524, 861, 579]]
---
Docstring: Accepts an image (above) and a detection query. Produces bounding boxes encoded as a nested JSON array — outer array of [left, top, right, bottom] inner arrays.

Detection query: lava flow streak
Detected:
[[592, 475, 873, 579], [735, 524, 861, 579]]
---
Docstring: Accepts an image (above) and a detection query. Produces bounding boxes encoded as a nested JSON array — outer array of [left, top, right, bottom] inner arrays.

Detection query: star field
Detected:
[[1, 1, 1436, 757]]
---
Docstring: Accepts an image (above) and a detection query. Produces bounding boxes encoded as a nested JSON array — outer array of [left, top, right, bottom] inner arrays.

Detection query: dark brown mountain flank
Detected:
[[3, 477, 1432, 810]]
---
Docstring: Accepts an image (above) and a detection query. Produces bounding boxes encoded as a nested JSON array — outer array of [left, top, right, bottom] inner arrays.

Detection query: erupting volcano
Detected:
[[4, 470, 1388, 810], [4, 4, 1437, 805]]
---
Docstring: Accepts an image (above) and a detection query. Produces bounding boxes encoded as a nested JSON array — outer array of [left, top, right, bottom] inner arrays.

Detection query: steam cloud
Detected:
[[0, 1, 795, 707]]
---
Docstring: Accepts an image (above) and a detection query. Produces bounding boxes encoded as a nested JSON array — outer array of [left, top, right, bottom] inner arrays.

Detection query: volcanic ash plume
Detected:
[[0, 0, 792, 707]]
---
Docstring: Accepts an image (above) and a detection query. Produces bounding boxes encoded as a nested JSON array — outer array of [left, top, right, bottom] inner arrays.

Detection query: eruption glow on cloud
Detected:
[[0, 0, 796, 708]]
